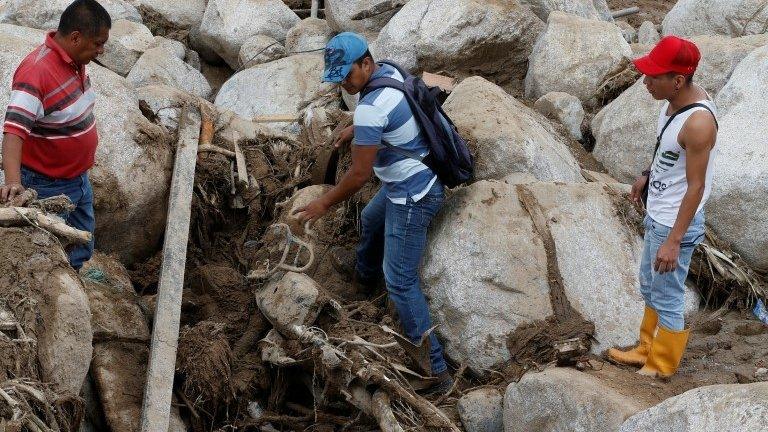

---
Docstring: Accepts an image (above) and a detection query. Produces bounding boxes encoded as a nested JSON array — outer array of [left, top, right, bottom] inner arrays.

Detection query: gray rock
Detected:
[[504, 368, 648, 432], [256, 272, 323, 330], [620, 382, 768, 431], [442, 76, 584, 183], [189, 24, 224, 64], [534, 91, 585, 141], [147, 35, 187, 60], [637, 21, 660, 45], [99, 19, 154, 76], [521, 0, 608, 22], [615, 20, 637, 43], [373, 0, 544, 87], [692, 34, 768, 97], [238, 35, 287, 69], [525, 12, 632, 106], [185, 49, 201, 71], [126, 0, 206, 31], [127, 47, 212, 99], [285, 18, 334, 54], [199, 0, 299, 69], [662, 0, 768, 37], [709, 45, 768, 271], [0, 0, 142, 29], [325, 0, 397, 38], [458, 388, 504, 432], [423, 181, 651, 373], [214, 53, 333, 136]]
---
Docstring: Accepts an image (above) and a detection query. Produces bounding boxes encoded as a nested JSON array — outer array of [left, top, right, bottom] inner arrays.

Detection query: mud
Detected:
[[607, 0, 677, 27]]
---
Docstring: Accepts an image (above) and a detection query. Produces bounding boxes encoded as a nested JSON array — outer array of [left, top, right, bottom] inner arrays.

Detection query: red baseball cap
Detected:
[[633, 35, 700, 76]]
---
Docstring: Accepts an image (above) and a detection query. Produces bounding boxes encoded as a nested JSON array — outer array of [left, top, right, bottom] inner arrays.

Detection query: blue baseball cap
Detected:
[[323, 32, 369, 83]]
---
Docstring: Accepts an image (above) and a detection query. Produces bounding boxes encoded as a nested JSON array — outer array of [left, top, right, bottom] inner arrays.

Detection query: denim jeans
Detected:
[[20, 166, 95, 270], [639, 211, 705, 330], [356, 181, 447, 374]]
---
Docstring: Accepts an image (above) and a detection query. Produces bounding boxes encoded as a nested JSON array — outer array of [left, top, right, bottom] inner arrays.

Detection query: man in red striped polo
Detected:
[[0, 0, 111, 269]]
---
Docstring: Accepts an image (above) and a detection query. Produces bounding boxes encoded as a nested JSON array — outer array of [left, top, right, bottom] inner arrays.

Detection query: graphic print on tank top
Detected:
[[647, 97, 718, 227]]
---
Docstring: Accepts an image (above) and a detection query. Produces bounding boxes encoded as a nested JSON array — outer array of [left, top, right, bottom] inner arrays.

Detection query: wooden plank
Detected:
[[612, 6, 640, 19], [311, 0, 319, 18], [233, 139, 250, 189], [140, 106, 201, 432]]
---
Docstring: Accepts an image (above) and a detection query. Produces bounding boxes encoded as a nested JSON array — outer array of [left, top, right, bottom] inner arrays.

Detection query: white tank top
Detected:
[[647, 96, 718, 227]]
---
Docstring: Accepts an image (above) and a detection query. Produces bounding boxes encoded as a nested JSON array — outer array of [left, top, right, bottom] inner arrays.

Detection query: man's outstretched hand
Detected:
[[332, 125, 354, 149], [293, 198, 330, 223]]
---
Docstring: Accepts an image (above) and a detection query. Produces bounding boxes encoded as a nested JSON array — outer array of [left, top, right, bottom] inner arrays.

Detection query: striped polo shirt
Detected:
[[353, 63, 437, 204], [3, 31, 98, 179]]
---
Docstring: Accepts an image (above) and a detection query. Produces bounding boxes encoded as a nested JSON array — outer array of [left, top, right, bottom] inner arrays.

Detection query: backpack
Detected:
[[359, 61, 474, 188]]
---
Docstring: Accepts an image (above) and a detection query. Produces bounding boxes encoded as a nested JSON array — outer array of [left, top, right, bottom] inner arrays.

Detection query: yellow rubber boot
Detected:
[[637, 325, 690, 378], [607, 306, 658, 367]]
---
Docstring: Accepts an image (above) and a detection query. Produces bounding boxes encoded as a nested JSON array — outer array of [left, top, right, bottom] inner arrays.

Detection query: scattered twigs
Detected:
[[198, 144, 235, 158]]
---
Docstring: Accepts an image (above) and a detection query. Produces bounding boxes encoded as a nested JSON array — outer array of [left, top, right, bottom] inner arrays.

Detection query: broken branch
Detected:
[[0, 207, 91, 245]]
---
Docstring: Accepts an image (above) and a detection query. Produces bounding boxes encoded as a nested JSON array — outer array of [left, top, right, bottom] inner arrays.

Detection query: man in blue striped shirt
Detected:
[[295, 32, 451, 393]]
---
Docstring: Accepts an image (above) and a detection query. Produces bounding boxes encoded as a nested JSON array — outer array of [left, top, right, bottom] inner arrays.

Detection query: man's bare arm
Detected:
[[1, 133, 25, 202]]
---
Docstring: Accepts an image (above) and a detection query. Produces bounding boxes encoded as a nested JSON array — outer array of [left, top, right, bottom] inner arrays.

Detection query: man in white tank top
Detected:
[[608, 36, 718, 378]]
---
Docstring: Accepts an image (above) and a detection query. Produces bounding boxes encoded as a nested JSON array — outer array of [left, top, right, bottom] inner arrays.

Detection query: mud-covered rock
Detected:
[[443, 77, 583, 182], [504, 368, 648, 432], [373, 0, 544, 87], [458, 388, 504, 432], [127, 0, 206, 32], [525, 12, 631, 106], [256, 272, 324, 330], [325, 0, 398, 37]]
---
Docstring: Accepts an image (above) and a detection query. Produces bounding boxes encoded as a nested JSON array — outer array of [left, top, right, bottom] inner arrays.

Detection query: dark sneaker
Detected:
[[420, 371, 454, 397]]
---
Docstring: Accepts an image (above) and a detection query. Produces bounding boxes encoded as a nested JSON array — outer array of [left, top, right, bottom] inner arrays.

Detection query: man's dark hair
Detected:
[[58, 0, 112, 37], [666, 71, 694, 84], [354, 50, 374, 66]]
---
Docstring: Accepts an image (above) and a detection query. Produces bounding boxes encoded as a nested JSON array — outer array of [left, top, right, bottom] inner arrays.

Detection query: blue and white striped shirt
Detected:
[[353, 64, 437, 204]]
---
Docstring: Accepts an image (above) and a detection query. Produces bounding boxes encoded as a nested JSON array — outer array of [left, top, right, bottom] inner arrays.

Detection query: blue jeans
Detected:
[[356, 181, 447, 375], [20, 166, 95, 270], [639, 211, 705, 330]]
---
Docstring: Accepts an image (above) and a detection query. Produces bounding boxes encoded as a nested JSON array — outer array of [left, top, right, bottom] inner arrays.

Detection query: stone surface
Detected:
[[0, 25, 175, 265], [285, 18, 334, 53], [127, 0, 207, 31], [637, 21, 660, 45], [325, 0, 397, 37], [662, 0, 768, 37], [0, 228, 93, 396], [522, 0, 608, 22], [0, 0, 142, 30], [238, 35, 286, 69], [525, 12, 632, 106], [534, 91, 585, 141], [443, 76, 583, 182], [199, 0, 299, 69], [504, 368, 648, 432], [458, 388, 504, 432], [256, 272, 323, 330], [708, 45, 768, 271], [214, 53, 333, 136], [620, 382, 768, 432], [373, 0, 544, 87], [99, 19, 154, 76], [591, 79, 662, 183], [692, 34, 768, 97], [127, 47, 212, 99], [279, 185, 334, 237], [423, 181, 656, 372], [616, 20, 637, 43], [148, 35, 187, 59]]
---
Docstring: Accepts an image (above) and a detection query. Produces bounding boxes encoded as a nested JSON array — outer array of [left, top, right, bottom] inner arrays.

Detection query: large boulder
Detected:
[[525, 12, 632, 106], [199, 0, 300, 69], [662, 0, 768, 37], [591, 79, 661, 183], [521, 0, 611, 22], [373, 0, 544, 87], [423, 180, 652, 373], [0, 228, 93, 396], [99, 19, 154, 76], [325, 0, 397, 37], [504, 368, 648, 432], [126, 0, 207, 32], [214, 53, 333, 136], [127, 47, 212, 99], [0, 0, 142, 29], [691, 34, 768, 97], [620, 382, 768, 431], [458, 388, 504, 432], [708, 45, 768, 271], [442, 77, 584, 183], [238, 35, 286, 69], [285, 18, 334, 53], [0, 26, 174, 266], [534, 91, 585, 141]]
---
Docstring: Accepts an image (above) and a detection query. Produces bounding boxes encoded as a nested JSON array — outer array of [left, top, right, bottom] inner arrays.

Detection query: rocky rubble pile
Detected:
[[1, 0, 767, 431]]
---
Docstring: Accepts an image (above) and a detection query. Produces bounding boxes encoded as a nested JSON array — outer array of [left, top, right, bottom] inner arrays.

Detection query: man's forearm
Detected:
[[2, 133, 23, 184], [668, 185, 705, 243], [320, 170, 369, 208]]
